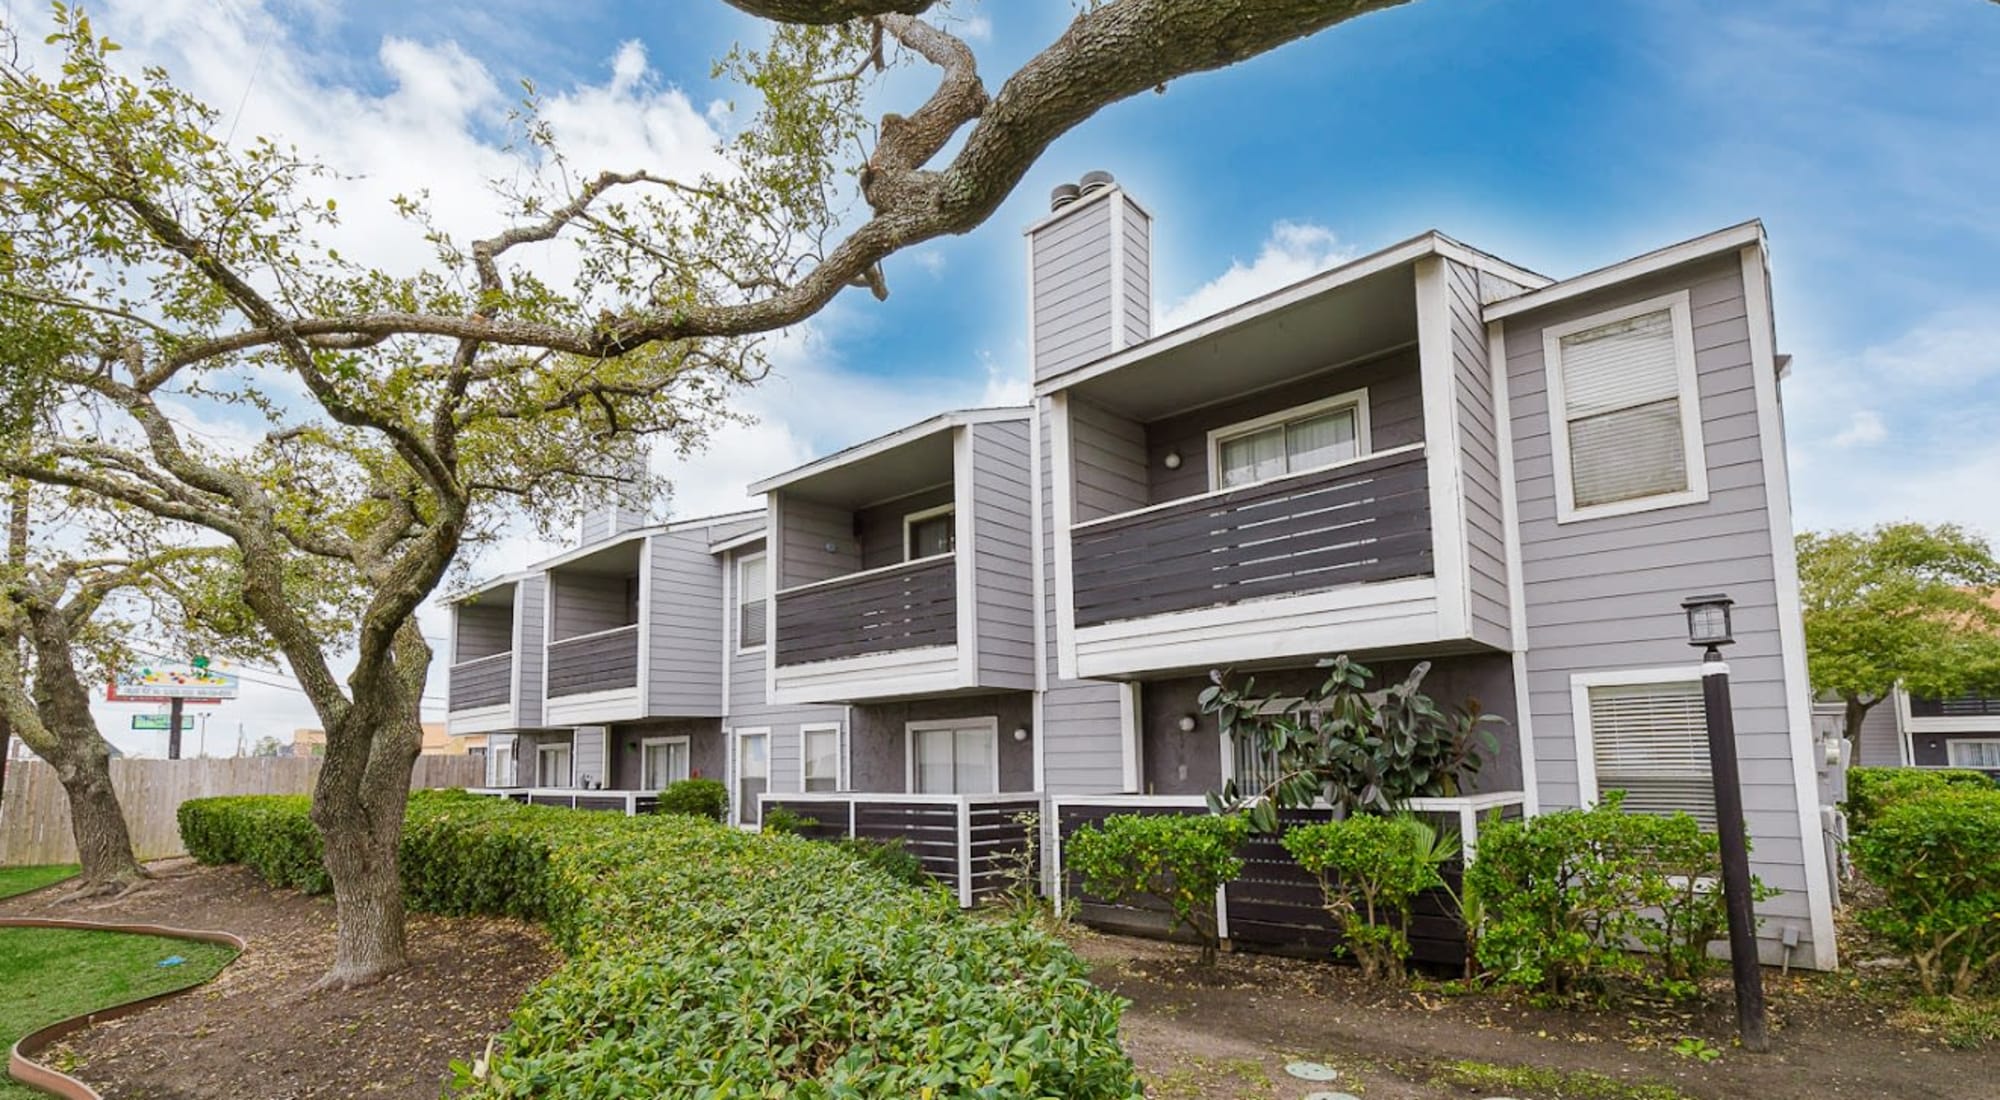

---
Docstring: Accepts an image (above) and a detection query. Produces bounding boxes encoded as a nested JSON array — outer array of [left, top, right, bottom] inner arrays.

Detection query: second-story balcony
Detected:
[[541, 533, 647, 725], [752, 408, 1036, 706], [444, 572, 541, 736], [546, 624, 640, 698]]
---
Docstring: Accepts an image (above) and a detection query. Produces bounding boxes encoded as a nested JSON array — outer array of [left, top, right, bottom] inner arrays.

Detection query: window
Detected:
[[492, 742, 515, 786], [1209, 390, 1369, 491], [904, 504, 955, 560], [535, 742, 572, 788], [908, 718, 998, 794], [734, 729, 769, 825], [737, 553, 767, 651], [1946, 740, 2000, 770], [1544, 292, 1707, 522], [802, 725, 841, 792], [640, 736, 690, 790], [1574, 672, 1715, 828]]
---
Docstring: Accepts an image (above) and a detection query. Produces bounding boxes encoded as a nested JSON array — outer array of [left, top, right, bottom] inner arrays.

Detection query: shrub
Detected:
[[655, 777, 729, 821], [1846, 767, 1994, 833], [759, 803, 818, 835], [1282, 813, 1450, 981], [1850, 786, 2000, 996], [832, 835, 932, 889], [177, 792, 1140, 1096], [1464, 797, 1771, 999], [1066, 812, 1247, 966]]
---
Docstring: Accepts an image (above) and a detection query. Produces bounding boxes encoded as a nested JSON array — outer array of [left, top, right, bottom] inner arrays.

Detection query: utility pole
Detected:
[[166, 697, 185, 760]]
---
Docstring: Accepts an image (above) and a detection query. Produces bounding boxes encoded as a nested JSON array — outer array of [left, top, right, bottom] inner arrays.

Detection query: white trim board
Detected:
[[1566, 665, 1709, 808], [1415, 256, 1469, 640], [1484, 221, 1765, 322], [444, 703, 513, 737], [1541, 289, 1710, 525], [798, 722, 843, 792], [1488, 317, 1539, 815], [747, 407, 1031, 495], [767, 643, 963, 706], [542, 686, 643, 727]]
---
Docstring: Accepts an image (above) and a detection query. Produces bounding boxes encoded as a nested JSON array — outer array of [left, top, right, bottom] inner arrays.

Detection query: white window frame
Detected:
[[1542, 290, 1709, 524], [901, 503, 957, 562], [1569, 665, 1708, 808], [1945, 739, 2000, 769], [730, 726, 771, 827], [904, 716, 1001, 795], [735, 551, 767, 654], [639, 735, 691, 790], [799, 722, 844, 792], [491, 741, 515, 786], [536, 741, 572, 788], [1205, 387, 1373, 493]]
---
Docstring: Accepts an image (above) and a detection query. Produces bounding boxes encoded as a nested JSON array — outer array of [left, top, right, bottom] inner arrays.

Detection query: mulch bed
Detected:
[[0, 861, 556, 1100], [1074, 929, 2000, 1100]]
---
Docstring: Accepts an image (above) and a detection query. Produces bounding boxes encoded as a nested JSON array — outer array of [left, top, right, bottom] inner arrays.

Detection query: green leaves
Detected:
[[1799, 524, 2000, 707], [1282, 813, 1450, 981], [1066, 812, 1247, 966], [1850, 782, 2000, 996]]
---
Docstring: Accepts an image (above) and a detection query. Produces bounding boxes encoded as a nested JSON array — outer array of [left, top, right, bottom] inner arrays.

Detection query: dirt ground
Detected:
[[1075, 930, 2000, 1100], [0, 861, 556, 1100]]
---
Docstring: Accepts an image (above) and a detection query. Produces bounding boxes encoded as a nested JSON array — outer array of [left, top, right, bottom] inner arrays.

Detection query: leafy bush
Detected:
[[178, 794, 328, 893], [655, 777, 729, 821], [1201, 656, 1504, 824], [1282, 813, 1450, 981], [1066, 812, 1247, 966], [178, 792, 1140, 1096], [1850, 786, 2000, 996], [832, 836, 931, 889], [1464, 797, 1771, 998], [759, 803, 818, 835], [1846, 766, 1994, 833]]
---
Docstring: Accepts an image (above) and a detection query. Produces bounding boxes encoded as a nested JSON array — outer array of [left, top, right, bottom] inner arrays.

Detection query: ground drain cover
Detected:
[[1283, 1061, 1339, 1081], [1301, 1093, 1359, 1100]]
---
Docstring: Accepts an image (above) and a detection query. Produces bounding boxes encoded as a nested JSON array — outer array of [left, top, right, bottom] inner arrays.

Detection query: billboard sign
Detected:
[[131, 713, 196, 731], [108, 661, 239, 703]]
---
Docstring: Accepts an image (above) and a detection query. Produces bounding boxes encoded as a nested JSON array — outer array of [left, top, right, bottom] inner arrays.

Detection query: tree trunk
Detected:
[[54, 750, 145, 890], [308, 704, 422, 989], [1842, 694, 1879, 760]]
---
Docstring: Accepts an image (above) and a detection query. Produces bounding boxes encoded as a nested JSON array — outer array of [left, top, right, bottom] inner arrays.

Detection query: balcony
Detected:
[[447, 652, 513, 722], [543, 623, 640, 724], [1064, 445, 1448, 679], [775, 556, 957, 663], [758, 791, 1041, 908]]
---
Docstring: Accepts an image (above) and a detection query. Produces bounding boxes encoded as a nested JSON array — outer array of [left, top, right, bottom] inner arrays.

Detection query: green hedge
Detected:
[[1845, 766, 1995, 833], [1850, 786, 2000, 997], [177, 790, 1139, 1097]]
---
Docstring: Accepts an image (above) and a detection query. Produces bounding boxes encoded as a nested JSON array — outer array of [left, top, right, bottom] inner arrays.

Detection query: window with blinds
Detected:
[[1547, 297, 1703, 517], [737, 553, 767, 650], [1587, 680, 1716, 828]]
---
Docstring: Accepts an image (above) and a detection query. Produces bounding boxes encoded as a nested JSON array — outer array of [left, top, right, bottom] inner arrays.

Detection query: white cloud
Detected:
[[1830, 409, 1887, 448], [1159, 221, 1354, 331]]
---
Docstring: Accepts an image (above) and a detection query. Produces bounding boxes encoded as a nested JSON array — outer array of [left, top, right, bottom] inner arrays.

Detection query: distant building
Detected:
[[290, 723, 484, 758]]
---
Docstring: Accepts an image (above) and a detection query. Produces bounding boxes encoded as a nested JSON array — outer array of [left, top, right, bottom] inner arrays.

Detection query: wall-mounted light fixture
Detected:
[[1177, 715, 1197, 733], [1162, 449, 1183, 470], [1012, 726, 1030, 743]]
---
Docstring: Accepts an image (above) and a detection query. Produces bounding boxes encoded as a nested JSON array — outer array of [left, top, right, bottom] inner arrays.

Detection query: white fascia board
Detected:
[[747, 407, 1033, 496], [1429, 234, 1554, 290], [708, 527, 767, 556], [440, 569, 533, 607], [1483, 221, 1766, 322]]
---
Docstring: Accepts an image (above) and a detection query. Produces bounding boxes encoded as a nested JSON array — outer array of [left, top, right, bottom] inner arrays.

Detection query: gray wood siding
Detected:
[[1121, 201, 1151, 347], [1144, 347, 1425, 503], [1032, 199, 1114, 382], [1068, 397, 1147, 523], [1447, 259, 1512, 649], [453, 604, 511, 662], [514, 576, 546, 727], [724, 545, 845, 796], [647, 530, 726, 716], [573, 726, 607, 789], [776, 495, 859, 588], [705, 515, 763, 550], [971, 419, 1036, 689], [1853, 699, 1904, 767], [857, 484, 952, 570], [447, 654, 511, 711], [1505, 255, 1816, 957], [549, 572, 633, 639], [546, 626, 639, 697], [1040, 398, 1130, 793]]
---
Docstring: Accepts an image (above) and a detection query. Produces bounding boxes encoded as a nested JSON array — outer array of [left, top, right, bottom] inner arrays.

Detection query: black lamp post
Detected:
[[1681, 593, 1770, 1053]]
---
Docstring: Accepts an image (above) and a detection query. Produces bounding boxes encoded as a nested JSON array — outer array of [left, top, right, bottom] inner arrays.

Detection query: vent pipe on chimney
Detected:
[[1048, 182, 1081, 212]]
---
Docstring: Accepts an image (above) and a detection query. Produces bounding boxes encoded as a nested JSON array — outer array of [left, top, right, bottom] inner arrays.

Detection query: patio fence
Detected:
[[0, 754, 483, 866]]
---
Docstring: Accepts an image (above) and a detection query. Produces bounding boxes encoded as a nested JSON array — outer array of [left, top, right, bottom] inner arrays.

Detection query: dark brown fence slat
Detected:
[[1070, 448, 1434, 627], [546, 626, 638, 697], [774, 557, 957, 665], [448, 653, 512, 711]]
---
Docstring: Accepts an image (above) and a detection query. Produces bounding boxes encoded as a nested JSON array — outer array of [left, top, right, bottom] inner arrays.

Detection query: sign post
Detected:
[[108, 659, 238, 758]]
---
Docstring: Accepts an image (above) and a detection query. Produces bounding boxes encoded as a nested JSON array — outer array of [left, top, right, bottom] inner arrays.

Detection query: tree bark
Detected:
[[308, 701, 423, 988], [1842, 693, 1879, 760]]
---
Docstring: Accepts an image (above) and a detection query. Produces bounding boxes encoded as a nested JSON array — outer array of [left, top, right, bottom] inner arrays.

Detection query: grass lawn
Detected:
[[0, 925, 236, 1099], [0, 864, 78, 899]]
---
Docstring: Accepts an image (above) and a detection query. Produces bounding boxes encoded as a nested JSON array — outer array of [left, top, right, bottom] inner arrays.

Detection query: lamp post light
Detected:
[[1681, 593, 1769, 1053]]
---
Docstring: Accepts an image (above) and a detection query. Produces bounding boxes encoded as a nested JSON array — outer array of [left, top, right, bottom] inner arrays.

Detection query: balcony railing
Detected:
[[773, 555, 957, 666], [758, 791, 1041, 907], [546, 624, 639, 698], [1069, 443, 1433, 628], [468, 787, 659, 815], [447, 651, 512, 711], [1910, 693, 2000, 719]]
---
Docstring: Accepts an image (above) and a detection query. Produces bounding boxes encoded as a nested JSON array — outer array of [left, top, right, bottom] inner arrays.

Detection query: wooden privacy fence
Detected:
[[0, 754, 484, 866]]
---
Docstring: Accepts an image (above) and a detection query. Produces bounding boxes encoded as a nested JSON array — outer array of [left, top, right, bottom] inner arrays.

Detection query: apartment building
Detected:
[[446, 172, 1840, 967]]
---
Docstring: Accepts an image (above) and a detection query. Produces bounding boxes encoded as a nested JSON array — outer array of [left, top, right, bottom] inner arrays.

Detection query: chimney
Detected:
[[578, 447, 653, 545], [1026, 170, 1151, 382]]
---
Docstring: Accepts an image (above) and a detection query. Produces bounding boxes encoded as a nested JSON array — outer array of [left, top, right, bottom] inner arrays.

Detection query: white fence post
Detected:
[[956, 797, 974, 908]]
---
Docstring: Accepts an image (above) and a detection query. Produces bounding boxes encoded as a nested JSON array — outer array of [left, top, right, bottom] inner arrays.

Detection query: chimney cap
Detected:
[[1048, 182, 1081, 211], [1078, 169, 1115, 194]]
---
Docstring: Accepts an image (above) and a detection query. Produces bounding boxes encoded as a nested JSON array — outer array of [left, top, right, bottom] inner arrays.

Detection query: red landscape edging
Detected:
[[1, 917, 247, 1100]]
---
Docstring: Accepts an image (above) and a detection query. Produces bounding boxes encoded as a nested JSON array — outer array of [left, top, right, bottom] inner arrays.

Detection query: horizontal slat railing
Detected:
[[447, 651, 512, 711], [545, 624, 638, 698], [758, 792, 1040, 907], [1069, 445, 1434, 628], [1909, 693, 2000, 718], [773, 555, 957, 666]]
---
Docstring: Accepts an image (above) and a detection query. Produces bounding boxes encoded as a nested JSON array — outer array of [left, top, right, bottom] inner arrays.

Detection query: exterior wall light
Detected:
[[1012, 726, 1030, 743], [1176, 715, 1197, 733], [1162, 450, 1183, 470]]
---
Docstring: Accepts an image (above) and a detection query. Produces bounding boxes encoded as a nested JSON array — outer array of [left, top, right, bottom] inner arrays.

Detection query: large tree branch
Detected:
[[721, 0, 934, 22]]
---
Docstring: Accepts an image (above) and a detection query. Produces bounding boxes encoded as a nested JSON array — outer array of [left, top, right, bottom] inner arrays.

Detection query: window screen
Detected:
[[1558, 309, 1691, 509], [907, 511, 955, 559], [738, 554, 767, 649], [1588, 680, 1716, 828]]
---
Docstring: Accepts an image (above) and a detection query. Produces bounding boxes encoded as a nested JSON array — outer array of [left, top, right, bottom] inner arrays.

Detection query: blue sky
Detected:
[[32, 0, 2000, 747]]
